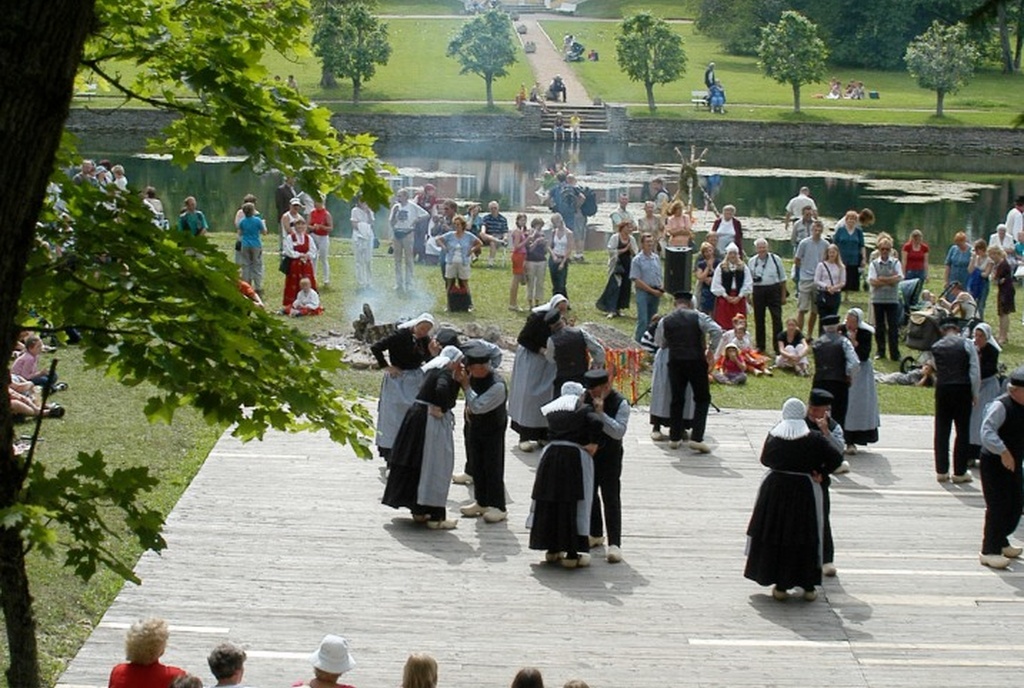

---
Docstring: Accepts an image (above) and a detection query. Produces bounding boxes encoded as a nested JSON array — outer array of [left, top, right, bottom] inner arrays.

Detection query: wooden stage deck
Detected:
[[57, 405, 1024, 688]]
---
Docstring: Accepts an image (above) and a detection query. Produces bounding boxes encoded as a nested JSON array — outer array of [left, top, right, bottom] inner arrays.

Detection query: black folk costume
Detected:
[[811, 317, 857, 429], [461, 340, 508, 517], [508, 296, 565, 444], [841, 309, 880, 448], [978, 371, 1024, 568], [931, 322, 980, 480], [583, 372, 630, 558], [371, 313, 435, 460]]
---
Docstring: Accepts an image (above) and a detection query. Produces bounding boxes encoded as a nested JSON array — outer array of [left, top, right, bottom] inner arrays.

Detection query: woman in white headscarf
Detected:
[[969, 322, 1002, 461], [382, 345, 464, 529], [526, 382, 604, 568], [370, 313, 436, 462], [744, 398, 844, 601], [841, 308, 878, 454], [710, 243, 752, 330], [508, 294, 568, 451]]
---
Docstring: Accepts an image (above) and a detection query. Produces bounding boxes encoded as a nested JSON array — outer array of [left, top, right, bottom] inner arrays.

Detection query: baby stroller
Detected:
[[897, 277, 925, 329], [565, 41, 585, 62]]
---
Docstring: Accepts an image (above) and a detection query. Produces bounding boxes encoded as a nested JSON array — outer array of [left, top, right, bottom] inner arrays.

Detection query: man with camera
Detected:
[[748, 238, 788, 353]]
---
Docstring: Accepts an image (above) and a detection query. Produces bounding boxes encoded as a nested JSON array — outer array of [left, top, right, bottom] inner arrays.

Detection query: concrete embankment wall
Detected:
[[66, 106, 1024, 155]]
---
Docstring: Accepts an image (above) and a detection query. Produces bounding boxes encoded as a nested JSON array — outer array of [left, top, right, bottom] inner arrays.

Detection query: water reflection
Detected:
[[85, 140, 1022, 258]]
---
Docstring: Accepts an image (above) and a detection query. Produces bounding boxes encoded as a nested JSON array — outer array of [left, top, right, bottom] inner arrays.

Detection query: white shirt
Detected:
[[292, 288, 321, 310], [1006, 207, 1023, 241], [989, 231, 1015, 253], [351, 206, 375, 241], [785, 193, 817, 218]]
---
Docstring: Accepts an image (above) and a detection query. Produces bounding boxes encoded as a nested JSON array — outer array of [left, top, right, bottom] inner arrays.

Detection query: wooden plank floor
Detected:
[[57, 405, 1024, 688]]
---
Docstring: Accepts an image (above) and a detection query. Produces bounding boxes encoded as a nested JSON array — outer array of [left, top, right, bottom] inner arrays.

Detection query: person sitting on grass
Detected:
[[775, 317, 810, 376], [713, 342, 748, 385], [284, 277, 323, 317], [716, 314, 771, 375], [11, 335, 64, 391]]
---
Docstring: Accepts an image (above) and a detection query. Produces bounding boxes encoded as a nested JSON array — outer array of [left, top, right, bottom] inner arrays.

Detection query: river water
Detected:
[[84, 139, 1023, 258]]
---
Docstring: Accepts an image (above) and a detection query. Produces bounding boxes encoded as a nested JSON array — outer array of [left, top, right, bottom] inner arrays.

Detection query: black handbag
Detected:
[[278, 255, 293, 274], [816, 265, 840, 312]]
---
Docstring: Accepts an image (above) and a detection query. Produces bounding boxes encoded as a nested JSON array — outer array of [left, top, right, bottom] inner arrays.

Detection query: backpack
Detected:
[[580, 187, 597, 217]]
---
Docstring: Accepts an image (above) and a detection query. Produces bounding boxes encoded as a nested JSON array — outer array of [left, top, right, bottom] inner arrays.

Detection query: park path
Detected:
[[57, 404, 1024, 688], [515, 17, 593, 106]]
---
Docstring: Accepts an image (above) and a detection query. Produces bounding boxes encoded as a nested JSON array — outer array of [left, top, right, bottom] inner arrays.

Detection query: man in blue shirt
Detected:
[[630, 232, 665, 342]]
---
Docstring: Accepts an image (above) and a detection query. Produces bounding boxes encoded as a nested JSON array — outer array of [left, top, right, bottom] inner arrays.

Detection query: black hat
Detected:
[[461, 340, 493, 365], [1016, 195, 1024, 205], [820, 313, 840, 327], [583, 369, 609, 388], [544, 308, 563, 325], [1009, 365, 1024, 387], [434, 327, 461, 348], [673, 290, 693, 302], [808, 388, 834, 406], [939, 316, 961, 331]]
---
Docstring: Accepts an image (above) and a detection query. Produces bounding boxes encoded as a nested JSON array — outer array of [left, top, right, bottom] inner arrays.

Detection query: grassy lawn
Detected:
[[572, 0, 699, 19], [544, 20, 1023, 126]]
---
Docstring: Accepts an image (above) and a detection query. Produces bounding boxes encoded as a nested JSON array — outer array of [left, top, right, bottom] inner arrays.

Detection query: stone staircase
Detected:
[[538, 104, 609, 137]]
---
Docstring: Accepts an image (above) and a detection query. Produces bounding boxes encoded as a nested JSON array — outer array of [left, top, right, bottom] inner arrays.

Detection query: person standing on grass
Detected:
[[508, 213, 529, 311], [867, 236, 903, 361], [748, 238, 787, 353], [524, 217, 549, 309], [794, 219, 829, 336], [630, 232, 664, 342], [350, 195, 375, 291], [309, 197, 333, 287], [389, 189, 429, 294], [548, 212, 574, 298]]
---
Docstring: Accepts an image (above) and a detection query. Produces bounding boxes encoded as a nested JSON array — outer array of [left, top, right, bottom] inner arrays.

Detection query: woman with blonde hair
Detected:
[[662, 199, 693, 247], [402, 652, 438, 688], [107, 618, 185, 688], [991, 244, 1014, 344], [944, 230, 972, 290], [814, 243, 846, 329]]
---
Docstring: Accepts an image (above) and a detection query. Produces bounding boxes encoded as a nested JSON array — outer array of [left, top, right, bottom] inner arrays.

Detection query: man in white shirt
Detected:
[[1006, 195, 1024, 242], [793, 220, 829, 336], [389, 188, 428, 293], [610, 193, 633, 230], [784, 186, 817, 229]]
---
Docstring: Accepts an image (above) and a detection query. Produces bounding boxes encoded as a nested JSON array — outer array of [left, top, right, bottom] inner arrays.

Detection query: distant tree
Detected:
[[312, 1, 391, 101], [696, 0, 786, 56], [757, 10, 829, 113], [446, 9, 517, 108], [905, 21, 980, 117], [615, 12, 687, 113]]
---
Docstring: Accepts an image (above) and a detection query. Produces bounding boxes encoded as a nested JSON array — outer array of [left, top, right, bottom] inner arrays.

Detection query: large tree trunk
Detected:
[[1015, 0, 1024, 71], [485, 75, 494, 108], [320, 66, 337, 89], [998, 1, 1014, 73], [0, 2, 97, 686], [645, 82, 656, 113], [352, 77, 361, 105], [936, 89, 946, 118], [792, 82, 801, 113]]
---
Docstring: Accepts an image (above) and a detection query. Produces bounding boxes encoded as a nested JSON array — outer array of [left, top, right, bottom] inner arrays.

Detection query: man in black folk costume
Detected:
[[509, 295, 568, 452], [977, 366, 1024, 569], [811, 313, 857, 429], [544, 308, 606, 396], [456, 340, 509, 524], [583, 370, 630, 563], [371, 312, 436, 463], [745, 398, 844, 601], [382, 346, 464, 530], [527, 382, 604, 568], [931, 316, 980, 484], [806, 388, 846, 577]]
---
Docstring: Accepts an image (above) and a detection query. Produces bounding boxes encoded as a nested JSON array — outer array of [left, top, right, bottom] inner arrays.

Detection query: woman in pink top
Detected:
[[901, 228, 929, 282]]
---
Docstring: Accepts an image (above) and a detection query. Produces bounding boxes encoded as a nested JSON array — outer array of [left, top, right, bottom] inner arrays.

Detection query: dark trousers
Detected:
[[752, 283, 784, 353], [814, 379, 850, 430], [590, 443, 623, 546], [549, 257, 568, 297], [872, 301, 900, 360], [980, 451, 1023, 554], [822, 485, 834, 564], [668, 359, 710, 442], [466, 425, 506, 510], [934, 384, 972, 476]]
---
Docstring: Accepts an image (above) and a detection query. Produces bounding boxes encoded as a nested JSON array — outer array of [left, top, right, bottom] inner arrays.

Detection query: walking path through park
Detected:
[[58, 405, 1024, 688], [515, 17, 592, 106]]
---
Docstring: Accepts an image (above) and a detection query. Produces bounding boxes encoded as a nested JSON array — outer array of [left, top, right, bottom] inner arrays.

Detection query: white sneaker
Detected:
[[606, 545, 623, 563], [459, 502, 487, 517], [980, 552, 1011, 569], [822, 562, 837, 577], [452, 473, 474, 485], [833, 461, 851, 475], [483, 508, 508, 523], [688, 440, 711, 454]]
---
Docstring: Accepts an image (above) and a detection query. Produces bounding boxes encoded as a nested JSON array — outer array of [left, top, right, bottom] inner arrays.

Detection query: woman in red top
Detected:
[[108, 618, 185, 688], [901, 228, 929, 282]]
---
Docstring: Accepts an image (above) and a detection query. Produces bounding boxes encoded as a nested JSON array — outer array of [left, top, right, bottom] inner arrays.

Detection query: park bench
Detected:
[[691, 90, 709, 109]]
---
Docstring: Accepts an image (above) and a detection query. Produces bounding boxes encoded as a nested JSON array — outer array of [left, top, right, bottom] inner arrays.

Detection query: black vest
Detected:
[[661, 309, 705, 361], [551, 327, 588, 377], [993, 395, 1024, 458], [979, 343, 999, 379], [584, 390, 626, 449], [467, 372, 508, 434], [517, 311, 551, 353], [812, 334, 846, 383], [720, 267, 745, 293], [932, 335, 970, 386]]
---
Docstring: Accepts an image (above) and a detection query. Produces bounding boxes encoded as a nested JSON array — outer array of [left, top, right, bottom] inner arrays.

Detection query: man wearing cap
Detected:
[[806, 388, 847, 577], [931, 317, 980, 483], [583, 369, 630, 563], [655, 290, 723, 453], [389, 189, 429, 293], [977, 366, 1024, 569], [630, 232, 665, 342], [544, 309, 606, 397], [811, 313, 858, 429], [456, 340, 509, 524]]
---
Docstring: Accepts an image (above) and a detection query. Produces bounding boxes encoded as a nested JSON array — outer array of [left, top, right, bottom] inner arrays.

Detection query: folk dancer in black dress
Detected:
[[931, 317, 980, 483], [654, 291, 722, 453], [811, 313, 858, 429], [582, 369, 630, 563], [382, 346, 464, 530], [509, 294, 567, 451], [371, 313, 436, 463], [806, 388, 846, 577], [977, 366, 1024, 569], [456, 340, 509, 524], [745, 398, 844, 601], [527, 382, 604, 568], [840, 308, 880, 456]]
